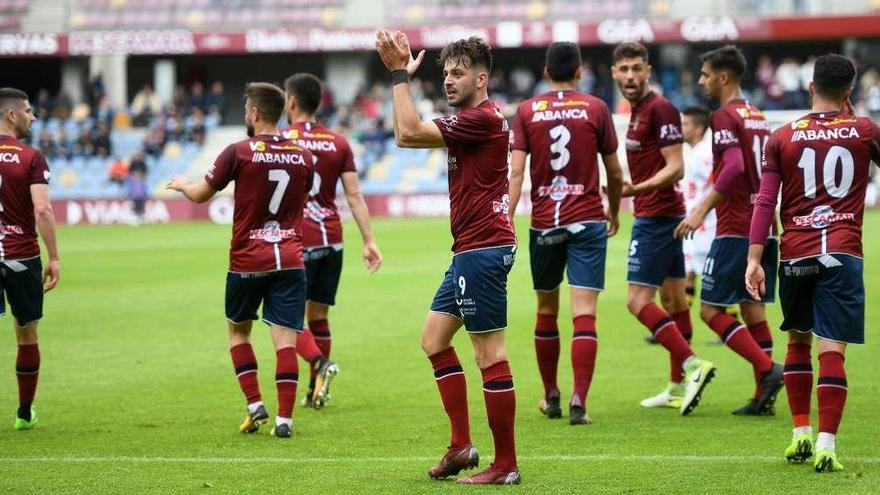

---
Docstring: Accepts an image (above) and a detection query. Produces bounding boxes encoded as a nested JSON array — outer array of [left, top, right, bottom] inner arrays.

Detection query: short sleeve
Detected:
[[29, 151, 50, 185], [205, 143, 237, 190], [596, 104, 619, 155], [510, 107, 529, 152], [710, 110, 740, 156], [433, 107, 491, 146], [340, 139, 357, 174], [652, 101, 684, 147], [761, 131, 781, 175]]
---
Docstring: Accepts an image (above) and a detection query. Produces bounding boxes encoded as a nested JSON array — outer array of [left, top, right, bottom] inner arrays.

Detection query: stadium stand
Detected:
[[68, 0, 345, 29], [0, 0, 29, 31]]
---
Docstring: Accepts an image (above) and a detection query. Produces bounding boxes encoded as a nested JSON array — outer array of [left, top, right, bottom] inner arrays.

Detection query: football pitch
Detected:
[[1, 212, 878, 494]]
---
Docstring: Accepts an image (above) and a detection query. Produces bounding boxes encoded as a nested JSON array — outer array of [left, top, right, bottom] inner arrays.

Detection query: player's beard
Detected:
[[15, 117, 30, 139], [618, 80, 647, 103], [448, 85, 473, 108], [246, 124, 255, 137]]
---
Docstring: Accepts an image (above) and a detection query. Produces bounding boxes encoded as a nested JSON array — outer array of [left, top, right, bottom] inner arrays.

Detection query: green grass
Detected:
[[0, 212, 878, 494]]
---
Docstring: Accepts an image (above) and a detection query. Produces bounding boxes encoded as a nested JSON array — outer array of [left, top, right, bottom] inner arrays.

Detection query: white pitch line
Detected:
[[2, 454, 880, 464]]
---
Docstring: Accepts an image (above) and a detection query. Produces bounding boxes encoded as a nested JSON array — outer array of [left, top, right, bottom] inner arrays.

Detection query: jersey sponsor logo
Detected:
[[252, 152, 306, 165], [713, 129, 738, 145], [305, 200, 334, 222], [791, 127, 860, 142], [0, 144, 22, 151], [492, 193, 511, 215], [0, 153, 21, 163], [0, 224, 24, 240], [792, 205, 855, 229], [659, 123, 682, 140], [782, 264, 821, 277], [743, 119, 770, 131], [734, 107, 764, 119], [818, 118, 858, 127], [791, 119, 810, 130], [447, 154, 458, 171], [537, 176, 585, 201], [531, 108, 589, 123], [294, 139, 338, 152], [248, 141, 267, 152], [532, 100, 549, 112], [269, 144, 302, 152], [249, 221, 296, 243]]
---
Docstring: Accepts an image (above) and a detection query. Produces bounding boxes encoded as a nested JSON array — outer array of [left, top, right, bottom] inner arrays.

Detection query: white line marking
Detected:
[[2, 454, 879, 464]]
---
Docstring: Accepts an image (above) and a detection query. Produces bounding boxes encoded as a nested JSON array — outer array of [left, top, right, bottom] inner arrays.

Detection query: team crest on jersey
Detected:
[[793, 205, 855, 229], [537, 176, 585, 201]]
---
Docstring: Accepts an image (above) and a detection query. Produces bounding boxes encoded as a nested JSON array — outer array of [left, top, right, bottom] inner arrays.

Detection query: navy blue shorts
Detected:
[[779, 254, 864, 344], [430, 245, 516, 333], [0, 258, 43, 326], [626, 217, 685, 287], [701, 237, 778, 306], [530, 222, 607, 292], [226, 269, 306, 332], [304, 246, 344, 306]]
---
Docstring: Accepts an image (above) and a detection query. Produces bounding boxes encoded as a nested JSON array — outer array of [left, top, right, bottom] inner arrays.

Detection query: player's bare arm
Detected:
[[166, 176, 218, 204], [622, 143, 684, 197], [508, 149, 527, 223], [341, 171, 382, 273], [602, 152, 624, 237], [375, 30, 443, 148], [30, 183, 59, 292]]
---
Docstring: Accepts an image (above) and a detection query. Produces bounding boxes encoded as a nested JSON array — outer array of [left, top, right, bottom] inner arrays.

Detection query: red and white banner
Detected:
[[4, 15, 880, 57]]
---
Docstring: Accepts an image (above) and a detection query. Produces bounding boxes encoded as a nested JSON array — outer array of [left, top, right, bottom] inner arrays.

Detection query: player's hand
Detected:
[[363, 241, 383, 274], [375, 29, 415, 73], [42, 259, 60, 293], [674, 211, 704, 239], [165, 176, 190, 192], [621, 181, 636, 197], [605, 210, 619, 237], [394, 31, 425, 76], [745, 260, 766, 301]]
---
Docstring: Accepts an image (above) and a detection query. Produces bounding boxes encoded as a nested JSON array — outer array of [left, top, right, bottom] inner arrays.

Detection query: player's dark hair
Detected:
[[682, 106, 710, 132], [612, 42, 648, 64], [244, 82, 285, 123], [545, 42, 582, 82], [812, 54, 856, 101], [284, 73, 322, 115], [438, 36, 493, 74], [699, 45, 747, 80], [0, 87, 28, 112]]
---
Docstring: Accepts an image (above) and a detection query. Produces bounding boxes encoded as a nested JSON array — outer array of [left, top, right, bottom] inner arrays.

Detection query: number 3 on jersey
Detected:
[[267, 169, 290, 214], [549, 124, 571, 171]]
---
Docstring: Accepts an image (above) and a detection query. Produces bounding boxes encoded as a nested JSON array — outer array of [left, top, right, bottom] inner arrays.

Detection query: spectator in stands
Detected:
[[206, 81, 225, 123], [88, 74, 106, 108], [53, 91, 72, 119], [756, 55, 782, 109], [143, 123, 166, 158], [37, 129, 57, 159], [799, 56, 815, 105], [34, 89, 52, 120], [188, 108, 207, 145], [91, 121, 113, 158], [108, 157, 129, 185], [92, 95, 115, 128], [776, 57, 804, 108], [173, 84, 187, 109], [861, 68, 880, 121], [509, 65, 535, 100], [129, 151, 148, 177], [73, 123, 94, 156], [131, 84, 162, 127], [186, 81, 209, 114]]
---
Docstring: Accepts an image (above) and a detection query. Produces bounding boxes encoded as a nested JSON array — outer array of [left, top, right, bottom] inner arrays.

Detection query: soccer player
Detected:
[[680, 106, 715, 301], [281, 73, 383, 409], [747, 54, 876, 472], [0, 87, 60, 430], [675, 45, 784, 416], [376, 31, 520, 484], [509, 42, 623, 425], [167, 83, 314, 439], [611, 42, 715, 414]]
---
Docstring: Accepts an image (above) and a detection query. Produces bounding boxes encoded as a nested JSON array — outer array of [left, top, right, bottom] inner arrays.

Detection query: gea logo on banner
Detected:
[[681, 17, 739, 42], [596, 19, 654, 44]]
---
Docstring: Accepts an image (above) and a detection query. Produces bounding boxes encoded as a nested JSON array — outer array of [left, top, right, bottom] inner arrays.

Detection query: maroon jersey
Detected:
[[280, 122, 356, 248], [206, 135, 314, 273], [0, 136, 50, 261], [433, 100, 516, 253], [624, 92, 685, 217], [511, 90, 618, 229], [762, 112, 880, 260], [710, 99, 772, 236]]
